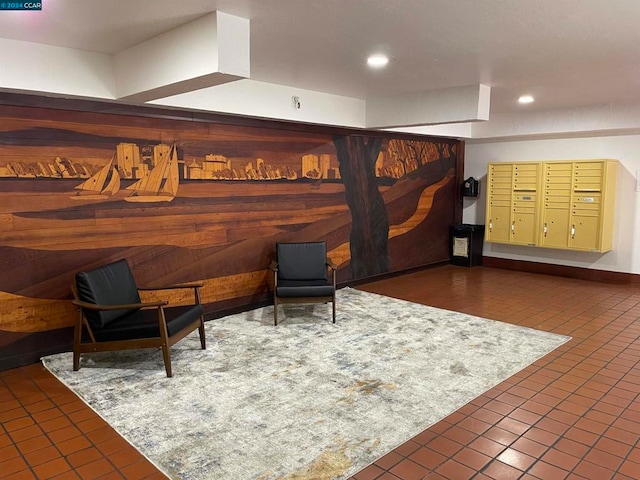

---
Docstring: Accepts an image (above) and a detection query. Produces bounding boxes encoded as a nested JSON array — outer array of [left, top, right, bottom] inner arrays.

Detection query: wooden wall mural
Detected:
[[0, 96, 463, 369]]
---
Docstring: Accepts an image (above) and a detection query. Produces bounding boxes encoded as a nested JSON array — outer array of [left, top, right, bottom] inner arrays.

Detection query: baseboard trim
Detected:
[[0, 328, 74, 372], [344, 261, 451, 288], [483, 257, 640, 284], [204, 297, 271, 321]]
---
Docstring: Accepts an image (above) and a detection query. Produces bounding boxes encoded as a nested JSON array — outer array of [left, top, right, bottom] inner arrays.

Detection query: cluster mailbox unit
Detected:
[[485, 159, 618, 252]]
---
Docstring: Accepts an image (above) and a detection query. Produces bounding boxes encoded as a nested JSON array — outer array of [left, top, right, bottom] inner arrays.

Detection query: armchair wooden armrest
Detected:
[[71, 299, 168, 310], [269, 260, 278, 271], [138, 282, 204, 291], [326, 259, 337, 270]]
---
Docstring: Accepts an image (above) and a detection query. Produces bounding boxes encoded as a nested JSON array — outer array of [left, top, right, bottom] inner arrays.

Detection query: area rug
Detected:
[[42, 288, 570, 480]]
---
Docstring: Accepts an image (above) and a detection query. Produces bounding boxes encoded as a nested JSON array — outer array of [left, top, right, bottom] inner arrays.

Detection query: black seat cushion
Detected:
[[276, 242, 328, 281], [93, 304, 204, 342], [276, 279, 334, 298], [75, 259, 141, 330]]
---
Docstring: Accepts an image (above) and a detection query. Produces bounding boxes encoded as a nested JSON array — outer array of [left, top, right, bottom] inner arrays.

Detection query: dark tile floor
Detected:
[[2, 265, 640, 479]]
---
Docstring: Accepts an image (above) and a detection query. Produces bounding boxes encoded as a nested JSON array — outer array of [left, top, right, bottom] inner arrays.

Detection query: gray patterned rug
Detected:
[[42, 288, 569, 480]]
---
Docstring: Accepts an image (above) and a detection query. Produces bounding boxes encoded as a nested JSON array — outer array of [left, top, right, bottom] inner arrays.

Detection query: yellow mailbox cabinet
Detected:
[[485, 162, 540, 246], [486, 160, 617, 252], [539, 162, 573, 249], [568, 160, 616, 252]]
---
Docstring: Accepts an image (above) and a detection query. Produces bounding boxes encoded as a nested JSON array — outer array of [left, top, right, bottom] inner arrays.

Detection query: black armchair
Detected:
[[71, 259, 206, 377], [269, 242, 336, 326]]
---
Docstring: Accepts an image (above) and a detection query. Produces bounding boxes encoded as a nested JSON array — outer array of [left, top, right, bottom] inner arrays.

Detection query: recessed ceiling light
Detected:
[[367, 54, 389, 68], [518, 95, 535, 104]]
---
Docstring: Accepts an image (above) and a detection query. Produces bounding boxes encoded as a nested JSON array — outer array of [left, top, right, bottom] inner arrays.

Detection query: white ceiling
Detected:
[[1, 0, 639, 115]]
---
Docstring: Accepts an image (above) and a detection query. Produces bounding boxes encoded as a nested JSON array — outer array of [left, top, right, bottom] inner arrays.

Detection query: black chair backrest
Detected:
[[75, 259, 142, 329], [276, 242, 328, 280]]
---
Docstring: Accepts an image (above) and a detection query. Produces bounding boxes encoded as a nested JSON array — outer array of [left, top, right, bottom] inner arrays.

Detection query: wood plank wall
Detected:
[[0, 93, 464, 369]]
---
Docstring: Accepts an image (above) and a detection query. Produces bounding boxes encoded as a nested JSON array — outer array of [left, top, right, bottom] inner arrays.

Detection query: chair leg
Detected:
[[73, 350, 81, 371], [73, 310, 82, 371], [161, 344, 172, 378], [199, 316, 206, 350], [274, 295, 278, 326], [156, 308, 173, 377], [194, 287, 206, 350], [332, 298, 336, 323]]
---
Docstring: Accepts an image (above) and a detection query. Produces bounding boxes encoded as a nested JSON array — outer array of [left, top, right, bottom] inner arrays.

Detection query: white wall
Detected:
[[463, 134, 640, 274], [0, 38, 115, 98], [151, 79, 366, 128], [472, 103, 640, 139], [0, 38, 364, 128]]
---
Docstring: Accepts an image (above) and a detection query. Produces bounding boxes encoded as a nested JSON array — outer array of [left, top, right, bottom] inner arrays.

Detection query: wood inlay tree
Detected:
[[333, 135, 390, 279]]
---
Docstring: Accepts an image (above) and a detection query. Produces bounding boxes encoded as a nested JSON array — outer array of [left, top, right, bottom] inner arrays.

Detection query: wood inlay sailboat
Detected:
[[124, 144, 179, 203], [70, 155, 120, 200]]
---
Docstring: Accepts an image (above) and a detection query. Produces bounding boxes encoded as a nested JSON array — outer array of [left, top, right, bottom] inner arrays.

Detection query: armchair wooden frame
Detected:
[[71, 281, 206, 378]]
